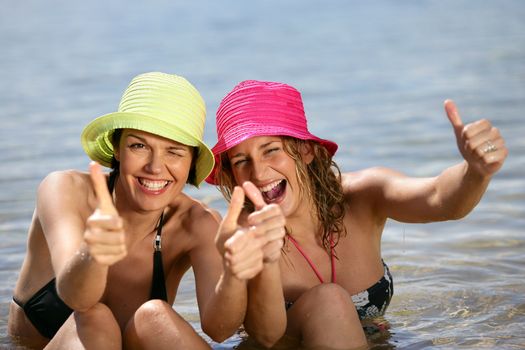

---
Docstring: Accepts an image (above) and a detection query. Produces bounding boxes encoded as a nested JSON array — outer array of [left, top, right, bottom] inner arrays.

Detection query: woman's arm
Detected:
[[345, 100, 508, 224], [241, 182, 287, 348], [190, 189, 254, 342], [40, 164, 126, 310]]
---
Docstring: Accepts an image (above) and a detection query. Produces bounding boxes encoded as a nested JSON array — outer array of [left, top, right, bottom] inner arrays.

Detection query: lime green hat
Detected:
[[81, 72, 214, 187]]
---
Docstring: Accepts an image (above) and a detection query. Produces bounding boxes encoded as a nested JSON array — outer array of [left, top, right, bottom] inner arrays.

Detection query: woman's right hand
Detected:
[[216, 182, 286, 280], [84, 162, 127, 266]]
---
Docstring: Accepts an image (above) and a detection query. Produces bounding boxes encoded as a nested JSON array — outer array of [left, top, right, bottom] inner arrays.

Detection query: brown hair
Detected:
[[216, 136, 346, 251]]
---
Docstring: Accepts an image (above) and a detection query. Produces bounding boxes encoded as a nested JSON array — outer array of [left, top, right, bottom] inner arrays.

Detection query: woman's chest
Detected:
[[280, 230, 385, 301]]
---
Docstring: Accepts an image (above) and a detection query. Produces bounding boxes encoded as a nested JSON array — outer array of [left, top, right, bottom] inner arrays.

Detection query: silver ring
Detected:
[[482, 140, 497, 154]]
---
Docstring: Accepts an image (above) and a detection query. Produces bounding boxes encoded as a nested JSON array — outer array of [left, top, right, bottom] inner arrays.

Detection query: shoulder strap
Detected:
[[150, 213, 168, 301]]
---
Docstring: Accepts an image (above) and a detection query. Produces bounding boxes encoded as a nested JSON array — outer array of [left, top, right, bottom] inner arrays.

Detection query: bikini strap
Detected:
[[150, 212, 167, 301], [287, 234, 336, 284], [153, 212, 164, 251]]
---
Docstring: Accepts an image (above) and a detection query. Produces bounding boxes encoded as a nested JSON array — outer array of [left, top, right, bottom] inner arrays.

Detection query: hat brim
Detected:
[[81, 112, 214, 187]]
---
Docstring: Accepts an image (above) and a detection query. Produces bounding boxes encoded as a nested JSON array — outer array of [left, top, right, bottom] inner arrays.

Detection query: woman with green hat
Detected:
[[8, 72, 276, 349]]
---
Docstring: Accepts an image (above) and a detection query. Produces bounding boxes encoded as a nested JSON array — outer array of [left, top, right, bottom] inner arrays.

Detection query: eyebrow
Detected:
[[127, 133, 189, 151], [229, 140, 281, 160]]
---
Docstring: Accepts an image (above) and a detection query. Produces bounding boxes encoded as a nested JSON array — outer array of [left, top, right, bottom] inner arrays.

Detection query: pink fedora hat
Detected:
[[206, 80, 338, 184]]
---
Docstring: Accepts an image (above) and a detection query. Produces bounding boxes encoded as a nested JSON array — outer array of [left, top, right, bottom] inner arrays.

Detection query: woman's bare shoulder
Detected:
[[39, 169, 90, 191], [167, 193, 221, 238], [36, 169, 95, 212], [341, 167, 403, 194]]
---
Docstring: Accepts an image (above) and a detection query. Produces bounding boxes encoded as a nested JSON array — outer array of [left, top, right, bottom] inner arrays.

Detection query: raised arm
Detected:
[[351, 100, 508, 223], [192, 186, 266, 342], [43, 162, 127, 310], [241, 181, 287, 348]]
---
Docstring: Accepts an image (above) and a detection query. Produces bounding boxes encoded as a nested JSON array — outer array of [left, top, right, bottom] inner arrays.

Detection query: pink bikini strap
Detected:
[[287, 234, 336, 284]]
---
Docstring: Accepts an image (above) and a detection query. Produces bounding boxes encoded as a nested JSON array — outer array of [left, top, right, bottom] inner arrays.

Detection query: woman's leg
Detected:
[[8, 300, 49, 349], [45, 303, 121, 350], [123, 299, 211, 350], [286, 283, 367, 349]]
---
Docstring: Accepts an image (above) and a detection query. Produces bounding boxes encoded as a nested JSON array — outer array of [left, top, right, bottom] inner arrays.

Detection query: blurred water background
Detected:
[[0, 0, 524, 349]]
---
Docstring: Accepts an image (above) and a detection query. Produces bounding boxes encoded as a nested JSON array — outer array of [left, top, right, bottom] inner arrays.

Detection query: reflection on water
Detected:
[[1, 0, 524, 349]]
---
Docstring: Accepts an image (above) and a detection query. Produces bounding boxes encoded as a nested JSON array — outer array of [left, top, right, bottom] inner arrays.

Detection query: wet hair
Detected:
[[216, 136, 347, 251], [108, 129, 198, 186]]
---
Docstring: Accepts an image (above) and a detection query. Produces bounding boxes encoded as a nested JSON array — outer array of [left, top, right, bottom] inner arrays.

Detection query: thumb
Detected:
[[242, 181, 266, 210], [89, 161, 117, 215], [221, 186, 245, 233], [444, 99, 464, 133]]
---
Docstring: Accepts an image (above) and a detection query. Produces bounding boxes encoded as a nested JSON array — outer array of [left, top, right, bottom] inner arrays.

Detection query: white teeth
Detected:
[[140, 179, 169, 190], [258, 180, 283, 193]]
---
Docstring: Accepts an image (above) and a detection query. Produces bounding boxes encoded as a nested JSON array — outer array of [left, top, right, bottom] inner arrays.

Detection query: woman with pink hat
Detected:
[[8, 72, 273, 349], [207, 80, 508, 348]]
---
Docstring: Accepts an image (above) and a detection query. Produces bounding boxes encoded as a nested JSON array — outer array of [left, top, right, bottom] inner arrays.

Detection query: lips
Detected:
[[259, 179, 286, 203], [138, 178, 171, 193]]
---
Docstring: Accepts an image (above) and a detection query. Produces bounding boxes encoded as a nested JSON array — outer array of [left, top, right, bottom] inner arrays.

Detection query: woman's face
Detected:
[[227, 136, 311, 218], [114, 129, 193, 212]]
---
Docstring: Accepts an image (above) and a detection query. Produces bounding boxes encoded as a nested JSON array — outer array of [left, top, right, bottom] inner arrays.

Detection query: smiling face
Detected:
[[113, 129, 194, 212], [227, 136, 313, 218]]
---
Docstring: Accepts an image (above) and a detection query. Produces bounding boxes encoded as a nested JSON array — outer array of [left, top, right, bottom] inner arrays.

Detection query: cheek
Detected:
[[231, 167, 248, 184], [168, 157, 193, 175]]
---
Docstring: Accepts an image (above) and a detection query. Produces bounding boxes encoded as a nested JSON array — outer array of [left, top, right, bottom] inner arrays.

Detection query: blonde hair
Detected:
[[216, 136, 346, 251]]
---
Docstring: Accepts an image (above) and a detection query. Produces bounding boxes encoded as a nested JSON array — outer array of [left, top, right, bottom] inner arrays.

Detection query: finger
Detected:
[[247, 204, 285, 226], [88, 244, 127, 256], [87, 213, 124, 231], [262, 240, 284, 263], [264, 226, 286, 242], [225, 227, 265, 255], [89, 162, 117, 215], [444, 99, 464, 132], [84, 227, 126, 245], [221, 186, 245, 234], [242, 181, 266, 210], [227, 250, 264, 279], [90, 252, 128, 266]]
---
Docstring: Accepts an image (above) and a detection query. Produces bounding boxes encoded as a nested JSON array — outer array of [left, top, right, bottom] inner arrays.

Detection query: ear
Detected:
[[113, 145, 121, 161], [300, 142, 315, 165]]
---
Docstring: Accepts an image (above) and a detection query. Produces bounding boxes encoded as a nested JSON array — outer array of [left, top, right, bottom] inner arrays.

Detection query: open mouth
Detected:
[[259, 179, 287, 203], [138, 178, 171, 193]]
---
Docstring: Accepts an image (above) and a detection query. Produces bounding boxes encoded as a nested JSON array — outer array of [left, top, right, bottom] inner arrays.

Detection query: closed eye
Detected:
[[168, 150, 187, 157], [232, 158, 249, 167], [264, 147, 280, 155]]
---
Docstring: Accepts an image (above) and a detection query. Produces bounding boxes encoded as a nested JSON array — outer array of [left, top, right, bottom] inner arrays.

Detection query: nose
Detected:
[[145, 151, 163, 174], [250, 160, 267, 181]]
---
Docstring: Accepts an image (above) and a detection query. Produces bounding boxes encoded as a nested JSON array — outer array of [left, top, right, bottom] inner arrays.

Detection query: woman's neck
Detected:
[[285, 197, 320, 244]]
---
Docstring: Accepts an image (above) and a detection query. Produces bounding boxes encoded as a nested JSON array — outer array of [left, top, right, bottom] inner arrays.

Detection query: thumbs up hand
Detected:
[[242, 182, 286, 264], [445, 100, 508, 177], [217, 181, 286, 280], [84, 162, 127, 266], [217, 186, 266, 280]]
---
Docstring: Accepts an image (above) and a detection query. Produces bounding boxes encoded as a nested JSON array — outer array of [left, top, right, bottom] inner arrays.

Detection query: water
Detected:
[[1, 0, 524, 348]]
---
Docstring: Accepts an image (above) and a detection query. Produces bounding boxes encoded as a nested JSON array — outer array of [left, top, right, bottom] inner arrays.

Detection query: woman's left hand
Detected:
[[243, 181, 286, 264], [445, 99, 508, 177]]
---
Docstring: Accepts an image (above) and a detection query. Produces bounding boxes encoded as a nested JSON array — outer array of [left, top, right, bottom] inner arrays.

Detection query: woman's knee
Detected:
[[287, 284, 366, 348], [299, 283, 356, 315], [132, 299, 175, 328], [124, 300, 210, 350]]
